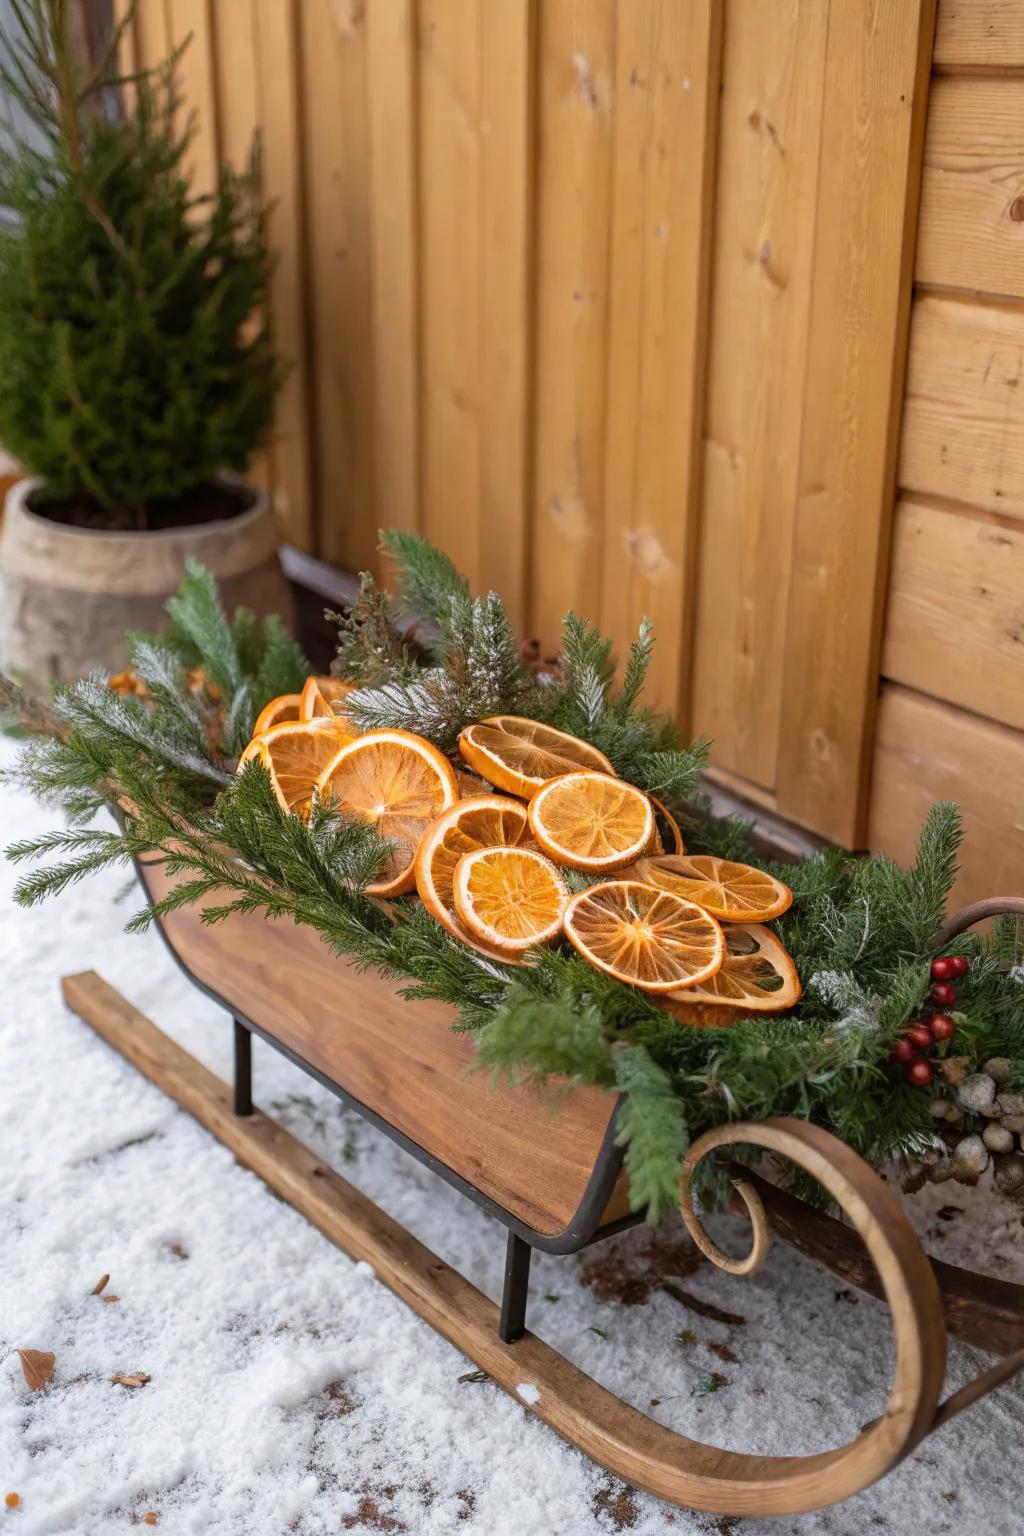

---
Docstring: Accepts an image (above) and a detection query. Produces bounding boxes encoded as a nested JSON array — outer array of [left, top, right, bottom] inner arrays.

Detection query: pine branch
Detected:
[[474, 987, 615, 1091], [618, 618, 654, 712], [380, 527, 470, 642], [164, 559, 243, 701], [329, 571, 418, 686], [613, 1043, 690, 1223]]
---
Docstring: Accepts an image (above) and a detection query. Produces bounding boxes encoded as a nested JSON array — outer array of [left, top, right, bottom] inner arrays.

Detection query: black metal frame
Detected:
[[138, 857, 643, 1342]]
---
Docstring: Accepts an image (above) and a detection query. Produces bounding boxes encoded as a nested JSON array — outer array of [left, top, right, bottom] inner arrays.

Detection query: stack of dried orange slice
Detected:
[[235, 702, 801, 1021]]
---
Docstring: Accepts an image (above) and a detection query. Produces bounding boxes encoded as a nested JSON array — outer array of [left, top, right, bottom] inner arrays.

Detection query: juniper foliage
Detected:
[[0, 0, 281, 524]]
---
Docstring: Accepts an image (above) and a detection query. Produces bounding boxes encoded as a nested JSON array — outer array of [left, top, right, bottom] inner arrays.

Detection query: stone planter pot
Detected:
[[0, 476, 292, 689]]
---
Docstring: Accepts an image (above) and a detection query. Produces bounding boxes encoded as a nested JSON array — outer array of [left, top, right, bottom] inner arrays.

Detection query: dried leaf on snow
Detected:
[[17, 1348, 55, 1391]]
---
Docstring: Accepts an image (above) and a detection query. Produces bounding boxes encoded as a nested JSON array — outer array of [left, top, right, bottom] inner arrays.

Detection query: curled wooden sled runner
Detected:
[[61, 866, 1024, 1519]]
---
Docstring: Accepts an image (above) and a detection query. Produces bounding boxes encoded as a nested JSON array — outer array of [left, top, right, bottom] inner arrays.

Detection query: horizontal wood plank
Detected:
[[917, 78, 1024, 298], [899, 294, 1024, 520], [868, 684, 1024, 907], [882, 498, 1024, 731], [135, 860, 620, 1238], [934, 0, 1024, 70]]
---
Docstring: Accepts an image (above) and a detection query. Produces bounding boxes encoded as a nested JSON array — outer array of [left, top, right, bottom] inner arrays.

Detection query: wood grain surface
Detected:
[[136, 859, 623, 1238], [934, 0, 1024, 70], [900, 294, 1024, 521], [917, 78, 1024, 299], [868, 683, 1024, 906], [882, 497, 1024, 732], [774, 0, 937, 847]]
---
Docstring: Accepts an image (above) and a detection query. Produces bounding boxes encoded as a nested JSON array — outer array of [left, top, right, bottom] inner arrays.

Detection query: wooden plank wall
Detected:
[[122, 0, 949, 856], [867, 0, 1024, 905]]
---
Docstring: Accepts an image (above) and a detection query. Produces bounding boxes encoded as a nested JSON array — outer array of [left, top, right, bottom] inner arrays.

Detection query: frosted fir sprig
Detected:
[[810, 970, 881, 1034]]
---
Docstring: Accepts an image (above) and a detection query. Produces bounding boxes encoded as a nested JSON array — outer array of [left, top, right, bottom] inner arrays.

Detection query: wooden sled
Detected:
[[59, 864, 1024, 1518]]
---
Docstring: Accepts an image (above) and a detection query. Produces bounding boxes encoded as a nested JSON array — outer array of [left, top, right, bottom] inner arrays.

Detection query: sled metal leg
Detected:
[[233, 1018, 253, 1117], [499, 1232, 532, 1343]]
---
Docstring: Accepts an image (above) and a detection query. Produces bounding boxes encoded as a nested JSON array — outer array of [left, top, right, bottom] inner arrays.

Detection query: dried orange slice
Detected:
[[659, 924, 801, 1027], [252, 692, 302, 736], [415, 795, 532, 957], [456, 768, 493, 798], [453, 847, 568, 957], [633, 854, 793, 923], [528, 772, 654, 872], [649, 795, 685, 855], [237, 718, 347, 815], [186, 666, 222, 702], [563, 881, 724, 993], [316, 729, 459, 897], [458, 715, 614, 798], [108, 668, 148, 698], [299, 674, 355, 722]]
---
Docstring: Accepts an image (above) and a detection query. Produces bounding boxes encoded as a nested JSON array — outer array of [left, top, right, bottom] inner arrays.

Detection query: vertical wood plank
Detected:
[[209, 0, 270, 496], [300, 0, 376, 569], [416, 0, 481, 588], [210, 0, 259, 173], [254, 0, 313, 550], [165, 0, 219, 194], [691, 0, 828, 788], [131, 0, 171, 72], [529, 0, 616, 649], [366, 0, 420, 543], [111, 0, 141, 107], [476, 0, 534, 633], [599, 0, 722, 712], [775, 0, 938, 847]]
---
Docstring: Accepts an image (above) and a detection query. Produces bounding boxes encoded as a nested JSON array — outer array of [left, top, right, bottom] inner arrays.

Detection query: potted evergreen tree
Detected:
[[0, 0, 288, 688]]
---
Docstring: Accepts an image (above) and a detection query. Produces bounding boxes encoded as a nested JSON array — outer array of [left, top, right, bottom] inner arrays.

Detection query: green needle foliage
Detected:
[[4, 534, 1023, 1223], [0, 0, 281, 525]]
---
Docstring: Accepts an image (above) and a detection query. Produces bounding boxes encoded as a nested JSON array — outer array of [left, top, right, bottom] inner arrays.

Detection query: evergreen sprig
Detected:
[[0, 1, 282, 524], [345, 589, 533, 752]]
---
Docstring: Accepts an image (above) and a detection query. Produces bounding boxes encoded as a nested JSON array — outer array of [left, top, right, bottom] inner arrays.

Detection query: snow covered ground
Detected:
[[2, 739, 1024, 1536]]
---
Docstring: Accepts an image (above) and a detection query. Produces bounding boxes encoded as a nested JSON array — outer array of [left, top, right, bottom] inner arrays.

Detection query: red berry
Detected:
[[890, 1038, 917, 1063], [948, 955, 969, 978], [929, 1013, 956, 1041], [905, 1024, 934, 1051], [906, 1059, 934, 1087], [930, 956, 956, 981], [930, 982, 957, 1006]]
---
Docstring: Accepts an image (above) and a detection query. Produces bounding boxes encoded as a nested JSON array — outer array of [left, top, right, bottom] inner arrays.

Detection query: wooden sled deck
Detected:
[[63, 955, 1024, 1519]]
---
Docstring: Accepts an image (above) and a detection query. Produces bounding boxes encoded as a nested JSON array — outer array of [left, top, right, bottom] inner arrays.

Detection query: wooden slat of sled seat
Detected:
[[137, 859, 625, 1238]]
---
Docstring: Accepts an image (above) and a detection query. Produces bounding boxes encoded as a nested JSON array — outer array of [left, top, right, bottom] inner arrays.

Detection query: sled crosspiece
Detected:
[[58, 865, 1024, 1519]]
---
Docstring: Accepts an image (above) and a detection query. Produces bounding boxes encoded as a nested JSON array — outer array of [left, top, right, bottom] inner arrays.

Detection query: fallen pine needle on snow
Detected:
[[90, 1273, 110, 1295]]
